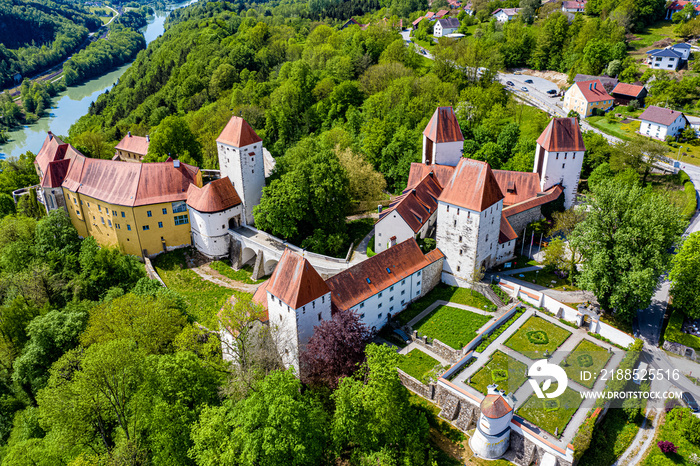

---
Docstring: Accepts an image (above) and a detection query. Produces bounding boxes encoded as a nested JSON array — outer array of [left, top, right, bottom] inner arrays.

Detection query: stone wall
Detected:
[[663, 340, 696, 361], [411, 331, 462, 362], [505, 205, 542, 236], [397, 368, 436, 400], [420, 256, 444, 299]]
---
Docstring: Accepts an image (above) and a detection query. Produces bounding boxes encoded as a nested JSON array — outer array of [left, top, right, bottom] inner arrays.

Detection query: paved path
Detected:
[[352, 227, 374, 261]]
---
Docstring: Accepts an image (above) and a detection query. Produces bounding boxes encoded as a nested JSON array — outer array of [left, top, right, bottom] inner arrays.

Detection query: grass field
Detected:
[[153, 248, 249, 325], [468, 350, 528, 395], [561, 339, 611, 389], [209, 261, 266, 284], [516, 384, 583, 438], [366, 235, 377, 257], [587, 117, 640, 141], [518, 269, 579, 291], [627, 20, 679, 51], [398, 349, 446, 383], [579, 408, 644, 466], [414, 305, 491, 350], [395, 284, 496, 326], [504, 316, 571, 359], [642, 407, 700, 465]]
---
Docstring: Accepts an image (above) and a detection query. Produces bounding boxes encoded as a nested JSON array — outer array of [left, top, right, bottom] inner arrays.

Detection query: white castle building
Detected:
[[471, 385, 515, 459]]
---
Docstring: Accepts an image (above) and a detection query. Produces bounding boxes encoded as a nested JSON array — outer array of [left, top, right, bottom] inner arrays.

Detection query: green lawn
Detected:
[[627, 20, 679, 51], [467, 351, 528, 395], [518, 269, 580, 292], [395, 284, 496, 326], [516, 385, 583, 438], [561, 339, 611, 389], [346, 217, 374, 252], [366, 235, 377, 257], [642, 407, 700, 465], [587, 117, 640, 141], [209, 261, 266, 284], [414, 305, 491, 350], [664, 308, 700, 353], [153, 248, 249, 325], [504, 316, 572, 359], [579, 408, 644, 466], [476, 309, 526, 353], [398, 349, 446, 383]]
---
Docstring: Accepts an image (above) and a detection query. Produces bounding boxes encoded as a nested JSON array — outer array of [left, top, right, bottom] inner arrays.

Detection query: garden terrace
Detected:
[[467, 350, 528, 395], [414, 305, 492, 350], [398, 349, 446, 384], [561, 339, 612, 389], [515, 384, 583, 438], [504, 315, 572, 359]]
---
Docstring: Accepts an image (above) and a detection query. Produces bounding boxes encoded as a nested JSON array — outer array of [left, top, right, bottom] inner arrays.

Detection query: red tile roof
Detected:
[[266, 249, 330, 309], [503, 185, 563, 218], [536, 118, 585, 153], [423, 107, 464, 143], [41, 159, 71, 188], [638, 105, 688, 126], [114, 133, 149, 156], [481, 394, 513, 419], [439, 158, 504, 212], [34, 132, 66, 175], [378, 173, 442, 233], [216, 116, 262, 148], [412, 16, 425, 25], [492, 170, 541, 207], [425, 11, 436, 18], [436, 9, 449, 17], [187, 176, 242, 213], [611, 83, 645, 98], [326, 238, 443, 311], [407, 163, 456, 189], [62, 154, 200, 207], [499, 214, 517, 244], [572, 79, 612, 103], [252, 281, 270, 322]]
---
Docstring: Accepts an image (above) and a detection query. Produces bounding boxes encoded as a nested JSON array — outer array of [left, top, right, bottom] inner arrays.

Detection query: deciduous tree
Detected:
[[669, 232, 700, 318]]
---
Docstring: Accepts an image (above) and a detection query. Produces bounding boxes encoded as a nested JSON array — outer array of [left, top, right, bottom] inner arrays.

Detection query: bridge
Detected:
[[228, 226, 363, 279]]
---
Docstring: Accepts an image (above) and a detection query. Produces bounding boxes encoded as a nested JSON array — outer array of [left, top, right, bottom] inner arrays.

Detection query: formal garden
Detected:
[[467, 351, 528, 395], [561, 339, 612, 389], [515, 384, 583, 438], [413, 305, 492, 350], [396, 284, 496, 326], [504, 316, 572, 359]]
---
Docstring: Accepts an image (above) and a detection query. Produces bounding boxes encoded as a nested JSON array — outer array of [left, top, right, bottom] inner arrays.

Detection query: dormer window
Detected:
[[386, 268, 391, 274], [366, 278, 371, 284]]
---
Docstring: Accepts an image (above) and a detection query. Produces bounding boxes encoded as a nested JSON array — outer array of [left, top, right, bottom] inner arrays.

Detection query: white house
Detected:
[[638, 106, 688, 140], [464, 2, 474, 15], [186, 176, 243, 259], [326, 239, 445, 333], [670, 43, 692, 60], [216, 116, 266, 225], [646, 48, 683, 70], [561, 0, 586, 12], [434, 17, 460, 37], [492, 8, 520, 22], [374, 172, 442, 254], [533, 117, 586, 209]]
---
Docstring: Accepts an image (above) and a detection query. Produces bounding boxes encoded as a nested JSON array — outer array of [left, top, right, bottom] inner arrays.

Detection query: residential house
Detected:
[[610, 83, 647, 106], [435, 9, 449, 18], [412, 16, 424, 28], [448, 0, 462, 8], [464, 2, 474, 15], [114, 131, 149, 162], [687, 115, 700, 138], [561, 0, 586, 12], [434, 17, 460, 37], [638, 106, 688, 140], [563, 79, 614, 117], [671, 43, 692, 60], [666, 0, 700, 20], [573, 74, 618, 90], [492, 8, 520, 21], [646, 48, 684, 70]]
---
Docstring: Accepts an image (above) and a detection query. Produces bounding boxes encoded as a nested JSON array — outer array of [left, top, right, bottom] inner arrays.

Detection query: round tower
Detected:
[[470, 384, 515, 459]]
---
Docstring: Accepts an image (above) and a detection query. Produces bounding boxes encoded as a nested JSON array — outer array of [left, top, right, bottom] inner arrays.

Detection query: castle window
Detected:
[[417, 281, 421, 287], [143, 225, 150, 231], [468, 212, 470, 219], [446, 205, 449, 212], [162, 208, 167, 215], [172, 201, 187, 213], [127, 225, 132, 231], [158, 222, 163, 228], [401, 280, 405, 285], [457, 266, 460, 272], [73, 198, 77, 204], [401, 290, 405, 295], [113, 210, 117, 215], [459, 236, 463, 243], [76, 209, 80, 215], [390, 286, 394, 291], [322, 296, 325, 303], [174, 214, 189, 226], [360, 302, 365, 308], [562, 163, 565, 169], [486, 234, 489, 241], [360, 313, 365, 319], [101, 217, 105, 224], [457, 208, 460, 215], [556, 153, 559, 159], [302, 306, 305, 313], [279, 315, 282, 322], [378, 313, 383, 319], [98, 205, 101, 212], [454, 219, 457, 227], [122, 212, 125, 218], [147, 211, 152, 217], [378, 292, 383, 298], [318, 313, 322, 321], [312, 301, 315, 308], [417, 271, 421, 276], [378, 303, 383, 308], [573, 154, 576, 159], [564, 153, 567, 159], [390, 296, 394, 302], [460, 250, 463, 255], [108, 220, 112, 227]]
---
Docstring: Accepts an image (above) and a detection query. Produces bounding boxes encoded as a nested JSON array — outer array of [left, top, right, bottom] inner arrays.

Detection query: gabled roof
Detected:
[[649, 48, 682, 58], [378, 173, 442, 233], [423, 107, 464, 143], [536, 118, 585, 152], [41, 159, 71, 188], [439, 158, 504, 212], [611, 83, 646, 98], [481, 393, 513, 419], [252, 281, 270, 322], [671, 42, 692, 49], [425, 11, 436, 19], [266, 249, 330, 309], [503, 185, 563, 218], [570, 79, 612, 103], [493, 7, 520, 15], [187, 177, 241, 213], [436, 17, 460, 28], [216, 116, 262, 148], [435, 9, 449, 17], [492, 170, 541, 207], [407, 163, 456, 189], [326, 238, 444, 311], [499, 215, 517, 244], [573, 74, 618, 88], [412, 16, 424, 25], [638, 105, 687, 126], [667, 0, 700, 11], [561, 0, 586, 8], [34, 132, 66, 175], [114, 133, 149, 156]]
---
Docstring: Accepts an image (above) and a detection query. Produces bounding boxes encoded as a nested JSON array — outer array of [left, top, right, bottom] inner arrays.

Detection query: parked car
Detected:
[[525, 79, 534, 84], [513, 71, 521, 75], [506, 81, 514, 86], [683, 392, 699, 412], [547, 89, 557, 95], [521, 86, 528, 92]]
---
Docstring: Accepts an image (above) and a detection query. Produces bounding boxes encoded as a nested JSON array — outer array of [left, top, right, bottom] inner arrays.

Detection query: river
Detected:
[[0, 0, 197, 160]]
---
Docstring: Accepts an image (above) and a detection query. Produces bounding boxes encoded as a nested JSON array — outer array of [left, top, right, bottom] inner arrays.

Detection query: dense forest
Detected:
[[0, 0, 102, 89]]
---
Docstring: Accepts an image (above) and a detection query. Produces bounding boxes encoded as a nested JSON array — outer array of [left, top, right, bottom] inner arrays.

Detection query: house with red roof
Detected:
[[666, 0, 700, 20], [610, 82, 647, 106], [563, 79, 614, 117], [561, 0, 586, 12], [114, 131, 150, 162]]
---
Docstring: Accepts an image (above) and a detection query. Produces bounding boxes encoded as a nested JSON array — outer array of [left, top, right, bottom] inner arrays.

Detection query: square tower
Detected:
[[436, 158, 504, 285], [422, 107, 465, 167], [534, 117, 585, 210], [264, 249, 332, 372], [216, 116, 265, 225]]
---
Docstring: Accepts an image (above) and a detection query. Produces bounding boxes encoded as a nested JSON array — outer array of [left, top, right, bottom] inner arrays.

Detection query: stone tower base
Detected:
[[470, 426, 510, 459]]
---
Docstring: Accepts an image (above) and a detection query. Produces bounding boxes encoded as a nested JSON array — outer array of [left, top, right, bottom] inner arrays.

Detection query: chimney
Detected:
[[146, 135, 150, 142], [127, 131, 132, 137], [378, 205, 383, 213], [173, 157, 180, 168], [593, 81, 597, 90], [589, 83, 592, 91], [412, 189, 417, 195]]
